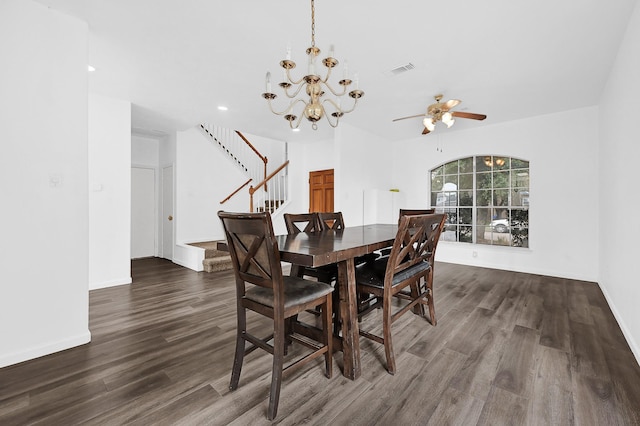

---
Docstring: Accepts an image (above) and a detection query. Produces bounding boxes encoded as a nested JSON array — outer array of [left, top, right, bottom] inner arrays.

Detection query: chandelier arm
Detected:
[[320, 80, 349, 97], [290, 113, 306, 129], [319, 65, 333, 84], [322, 98, 342, 114], [282, 82, 307, 99], [265, 97, 307, 116], [334, 96, 360, 114], [285, 67, 306, 85], [322, 109, 340, 128]]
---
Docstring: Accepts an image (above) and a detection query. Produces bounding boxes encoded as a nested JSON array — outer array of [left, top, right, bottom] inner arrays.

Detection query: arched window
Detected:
[[430, 156, 529, 248]]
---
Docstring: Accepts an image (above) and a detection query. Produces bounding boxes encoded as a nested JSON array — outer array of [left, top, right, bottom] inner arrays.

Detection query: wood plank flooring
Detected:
[[1, 258, 639, 425]]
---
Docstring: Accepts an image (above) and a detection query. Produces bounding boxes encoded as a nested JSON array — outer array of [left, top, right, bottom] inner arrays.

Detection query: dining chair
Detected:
[[317, 211, 345, 231], [283, 213, 337, 284], [284, 212, 341, 331], [378, 208, 438, 258], [316, 211, 376, 332], [283, 212, 322, 234], [355, 213, 446, 374], [218, 211, 333, 420], [398, 208, 435, 220]]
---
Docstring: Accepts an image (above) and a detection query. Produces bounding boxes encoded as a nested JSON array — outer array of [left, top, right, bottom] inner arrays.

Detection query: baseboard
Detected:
[[597, 282, 640, 366], [0, 330, 91, 369], [89, 277, 132, 290]]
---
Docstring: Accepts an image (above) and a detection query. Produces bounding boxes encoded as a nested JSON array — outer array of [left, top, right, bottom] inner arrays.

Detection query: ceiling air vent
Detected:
[[389, 62, 415, 75]]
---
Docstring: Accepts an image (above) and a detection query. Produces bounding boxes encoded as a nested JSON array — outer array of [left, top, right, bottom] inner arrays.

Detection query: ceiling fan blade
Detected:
[[422, 127, 431, 135], [444, 99, 461, 109], [392, 114, 425, 122], [452, 111, 487, 120]]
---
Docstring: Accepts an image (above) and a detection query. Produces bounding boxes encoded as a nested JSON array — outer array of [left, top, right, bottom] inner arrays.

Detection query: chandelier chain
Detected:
[[310, 0, 315, 48]]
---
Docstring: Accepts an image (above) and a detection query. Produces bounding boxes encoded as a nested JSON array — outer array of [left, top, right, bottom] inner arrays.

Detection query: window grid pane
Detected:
[[430, 156, 529, 248]]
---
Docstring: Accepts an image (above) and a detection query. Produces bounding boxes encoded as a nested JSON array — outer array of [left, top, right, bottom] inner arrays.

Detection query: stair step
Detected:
[[202, 252, 233, 273], [188, 241, 233, 272]]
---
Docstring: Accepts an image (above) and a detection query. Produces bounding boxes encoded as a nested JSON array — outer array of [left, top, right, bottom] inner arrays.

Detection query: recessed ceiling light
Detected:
[[217, 106, 228, 111], [292, 128, 300, 132], [87, 65, 96, 72]]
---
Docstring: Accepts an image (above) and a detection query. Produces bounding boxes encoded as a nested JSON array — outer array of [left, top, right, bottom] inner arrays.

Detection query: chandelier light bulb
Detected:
[[265, 72, 272, 93]]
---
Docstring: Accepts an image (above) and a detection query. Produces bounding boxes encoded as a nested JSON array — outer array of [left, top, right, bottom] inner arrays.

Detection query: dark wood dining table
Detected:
[[276, 223, 398, 380]]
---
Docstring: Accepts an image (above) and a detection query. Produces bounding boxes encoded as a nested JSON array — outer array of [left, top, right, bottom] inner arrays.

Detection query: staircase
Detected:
[[199, 123, 289, 214], [188, 241, 232, 273]]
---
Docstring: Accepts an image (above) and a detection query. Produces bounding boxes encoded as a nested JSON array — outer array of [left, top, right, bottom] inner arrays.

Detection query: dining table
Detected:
[[276, 223, 398, 380]]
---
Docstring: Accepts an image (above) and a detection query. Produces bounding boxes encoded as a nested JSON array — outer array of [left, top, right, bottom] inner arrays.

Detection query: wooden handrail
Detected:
[[220, 178, 252, 204], [235, 131, 267, 164], [249, 160, 289, 195]]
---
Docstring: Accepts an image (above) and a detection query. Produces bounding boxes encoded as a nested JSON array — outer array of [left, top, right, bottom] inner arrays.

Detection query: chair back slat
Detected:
[[218, 211, 283, 291], [284, 213, 321, 234], [318, 212, 345, 231], [398, 208, 436, 224]]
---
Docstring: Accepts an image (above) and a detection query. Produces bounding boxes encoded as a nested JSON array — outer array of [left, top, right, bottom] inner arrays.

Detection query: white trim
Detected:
[[89, 277, 132, 290], [0, 331, 91, 368], [598, 282, 640, 366]]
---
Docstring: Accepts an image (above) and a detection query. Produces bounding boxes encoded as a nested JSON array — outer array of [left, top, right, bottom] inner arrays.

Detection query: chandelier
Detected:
[[261, 0, 364, 130]]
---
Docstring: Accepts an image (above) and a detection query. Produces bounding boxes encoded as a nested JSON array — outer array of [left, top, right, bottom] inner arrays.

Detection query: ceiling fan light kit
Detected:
[[261, 0, 363, 130], [395, 94, 486, 135]]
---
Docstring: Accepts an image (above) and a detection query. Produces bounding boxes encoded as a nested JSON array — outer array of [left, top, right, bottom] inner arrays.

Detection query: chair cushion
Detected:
[[356, 258, 431, 289], [245, 276, 333, 309]]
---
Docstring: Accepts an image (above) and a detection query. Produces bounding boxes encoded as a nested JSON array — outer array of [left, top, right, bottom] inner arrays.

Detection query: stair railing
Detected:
[[220, 178, 252, 205], [234, 131, 268, 190], [249, 160, 289, 213], [200, 124, 268, 190]]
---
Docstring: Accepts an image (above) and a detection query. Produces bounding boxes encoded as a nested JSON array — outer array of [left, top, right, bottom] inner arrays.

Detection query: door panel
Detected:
[[309, 169, 334, 212], [131, 167, 156, 259]]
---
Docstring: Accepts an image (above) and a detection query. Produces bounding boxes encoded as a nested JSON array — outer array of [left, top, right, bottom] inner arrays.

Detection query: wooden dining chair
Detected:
[[378, 208, 438, 258], [398, 208, 435, 220], [283, 213, 337, 284], [355, 213, 446, 374], [317, 211, 345, 231], [283, 212, 322, 234], [218, 211, 333, 420]]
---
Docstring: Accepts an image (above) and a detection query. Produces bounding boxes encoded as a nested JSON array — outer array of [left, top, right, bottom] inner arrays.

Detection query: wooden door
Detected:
[[309, 169, 334, 212]]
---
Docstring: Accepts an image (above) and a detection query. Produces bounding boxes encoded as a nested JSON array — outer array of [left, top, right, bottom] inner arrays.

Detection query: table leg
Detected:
[[337, 258, 361, 380]]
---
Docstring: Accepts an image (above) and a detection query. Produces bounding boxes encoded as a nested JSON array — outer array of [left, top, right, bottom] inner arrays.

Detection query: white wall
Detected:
[[132, 134, 160, 166], [334, 123, 393, 226], [390, 107, 600, 282], [88, 94, 132, 290], [599, 1, 640, 362], [0, 0, 90, 367], [174, 128, 248, 245]]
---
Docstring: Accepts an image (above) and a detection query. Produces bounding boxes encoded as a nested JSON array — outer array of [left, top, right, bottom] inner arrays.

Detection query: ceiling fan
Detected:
[[393, 94, 487, 135]]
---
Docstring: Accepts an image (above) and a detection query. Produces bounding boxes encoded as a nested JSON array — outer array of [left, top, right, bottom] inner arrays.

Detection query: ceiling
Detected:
[[36, 0, 637, 143]]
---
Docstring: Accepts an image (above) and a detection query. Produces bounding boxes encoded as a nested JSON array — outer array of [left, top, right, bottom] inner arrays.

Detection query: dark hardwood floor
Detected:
[[1, 258, 639, 425]]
